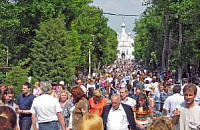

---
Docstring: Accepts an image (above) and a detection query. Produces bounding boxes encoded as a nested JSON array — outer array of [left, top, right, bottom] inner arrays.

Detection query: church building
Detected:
[[117, 22, 134, 60]]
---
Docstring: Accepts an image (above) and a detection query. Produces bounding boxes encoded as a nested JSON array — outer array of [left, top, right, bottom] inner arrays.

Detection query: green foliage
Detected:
[[135, 0, 200, 71], [134, 7, 162, 67], [31, 14, 78, 83], [101, 27, 118, 65], [72, 6, 117, 67], [0, 0, 118, 89], [5, 67, 29, 97]]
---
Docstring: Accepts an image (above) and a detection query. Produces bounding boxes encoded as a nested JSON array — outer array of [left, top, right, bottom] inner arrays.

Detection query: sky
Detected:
[[91, 0, 147, 37]]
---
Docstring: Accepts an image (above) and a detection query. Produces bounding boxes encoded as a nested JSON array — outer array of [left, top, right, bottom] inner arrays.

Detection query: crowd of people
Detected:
[[0, 59, 200, 130]]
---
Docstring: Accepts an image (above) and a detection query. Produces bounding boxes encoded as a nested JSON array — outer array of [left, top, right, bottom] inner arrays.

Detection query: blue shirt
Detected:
[[160, 91, 172, 104], [153, 90, 162, 103], [17, 93, 34, 118]]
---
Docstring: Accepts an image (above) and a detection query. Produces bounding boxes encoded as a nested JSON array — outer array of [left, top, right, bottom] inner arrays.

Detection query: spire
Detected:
[[121, 22, 125, 28], [121, 22, 126, 36]]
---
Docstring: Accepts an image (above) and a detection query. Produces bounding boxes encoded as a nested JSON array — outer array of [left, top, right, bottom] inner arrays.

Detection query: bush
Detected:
[[5, 67, 29, 98]]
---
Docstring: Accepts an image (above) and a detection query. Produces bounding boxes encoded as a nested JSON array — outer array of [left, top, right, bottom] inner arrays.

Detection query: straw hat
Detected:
[[93, 89, 102, 97]]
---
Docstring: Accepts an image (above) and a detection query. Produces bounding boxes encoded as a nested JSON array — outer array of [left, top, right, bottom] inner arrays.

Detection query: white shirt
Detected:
[[107, 104, 129, 130], [180, 84, 187, 95], [80, 85, 87, 94], [107, 77, 113, 83], [176, 102, 200, 130], [152, 82, 159, 92], [30, 94, 62, 123], [195, 86, 200, 102], [144, 77, 152, 82], [87, 84, 95, 90], [121, 97, 136, 107], [68, 106, 75, 129], [163, 93, 184, 116]]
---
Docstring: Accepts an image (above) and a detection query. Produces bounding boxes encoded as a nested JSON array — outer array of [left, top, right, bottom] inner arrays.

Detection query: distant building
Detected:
[[7, 0, 18, 4], [117, 22, 134, 60]]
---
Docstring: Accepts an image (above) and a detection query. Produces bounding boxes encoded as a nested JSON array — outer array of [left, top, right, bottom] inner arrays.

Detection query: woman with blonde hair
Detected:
[[33, 81, 42, 97], [77, 113, 103, 130], [148, 116, 175, 130], [59, 90, 74, 129]]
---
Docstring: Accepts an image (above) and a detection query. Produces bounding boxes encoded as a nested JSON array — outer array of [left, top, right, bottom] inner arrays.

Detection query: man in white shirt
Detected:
[[163, 85, 184, 117], [101, 94, 136, 130], [120, 87, 136, 107], [172, 84, 200, 130], [180, 78, 188, 95], [30, 81, 65, 130]]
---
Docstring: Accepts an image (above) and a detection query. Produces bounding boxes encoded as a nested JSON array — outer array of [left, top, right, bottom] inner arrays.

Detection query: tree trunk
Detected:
[[167, 31, 172, 70], [97, 62, 101, 70], [162, 15, 168, 72], [178, 15, 183, 82]]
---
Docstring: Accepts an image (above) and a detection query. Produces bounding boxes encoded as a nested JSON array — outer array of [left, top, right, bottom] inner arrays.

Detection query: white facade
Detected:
[[117, 22, 134, 60]]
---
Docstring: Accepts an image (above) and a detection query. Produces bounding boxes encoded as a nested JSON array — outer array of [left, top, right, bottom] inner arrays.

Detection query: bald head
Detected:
[[111, 94, 121, 110]]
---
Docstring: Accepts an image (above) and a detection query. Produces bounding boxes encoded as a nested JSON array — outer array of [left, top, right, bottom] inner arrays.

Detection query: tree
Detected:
[[135, 0, 200, 80], [5, 67, 29, 97], [71, 5, 118, 73], [31, 14, 79, 83]]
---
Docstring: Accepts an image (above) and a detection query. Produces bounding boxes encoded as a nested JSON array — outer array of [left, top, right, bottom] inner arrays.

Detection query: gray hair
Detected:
[[120, 87, 129, 93], [40, 81, 52, 94]]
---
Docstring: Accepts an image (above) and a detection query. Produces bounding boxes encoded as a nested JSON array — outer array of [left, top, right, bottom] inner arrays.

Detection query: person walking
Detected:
[[163, 85, 184, 117], [120, 87, 136, 107], [59, 90, 74, 129], [160, 83, 172, 112], [171, 84, 200, 130], [70, 86, 89, 130], [16, 82, 34, 130], [88, 89, 107, 116], [133, 93, 154, 130], [30, 81, 65, 130], [101, 94, 136, 130]]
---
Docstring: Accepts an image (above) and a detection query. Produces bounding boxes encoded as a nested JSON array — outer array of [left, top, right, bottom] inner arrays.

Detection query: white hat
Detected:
[[59, 81, 65, 85]]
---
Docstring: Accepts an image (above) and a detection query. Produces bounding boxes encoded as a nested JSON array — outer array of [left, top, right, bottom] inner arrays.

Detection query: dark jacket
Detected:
[[101, 103, 136, 130]]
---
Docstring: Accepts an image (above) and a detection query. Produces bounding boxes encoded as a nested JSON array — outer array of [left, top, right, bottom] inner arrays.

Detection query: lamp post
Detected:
[[88, 35, 94, 78], [6, 46, 9, 66], [88, 42, 91, 79]]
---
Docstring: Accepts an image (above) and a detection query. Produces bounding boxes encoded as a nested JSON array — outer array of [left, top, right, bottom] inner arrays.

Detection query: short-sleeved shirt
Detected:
[[133, 106, 152, 125], [17, 93, 34, 118], [153, 90, 162, 103], [176, 102, 200, 130], [160, 91, 172, 104], [163, 93, 184, 115], [30, 94, 62, 123]]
